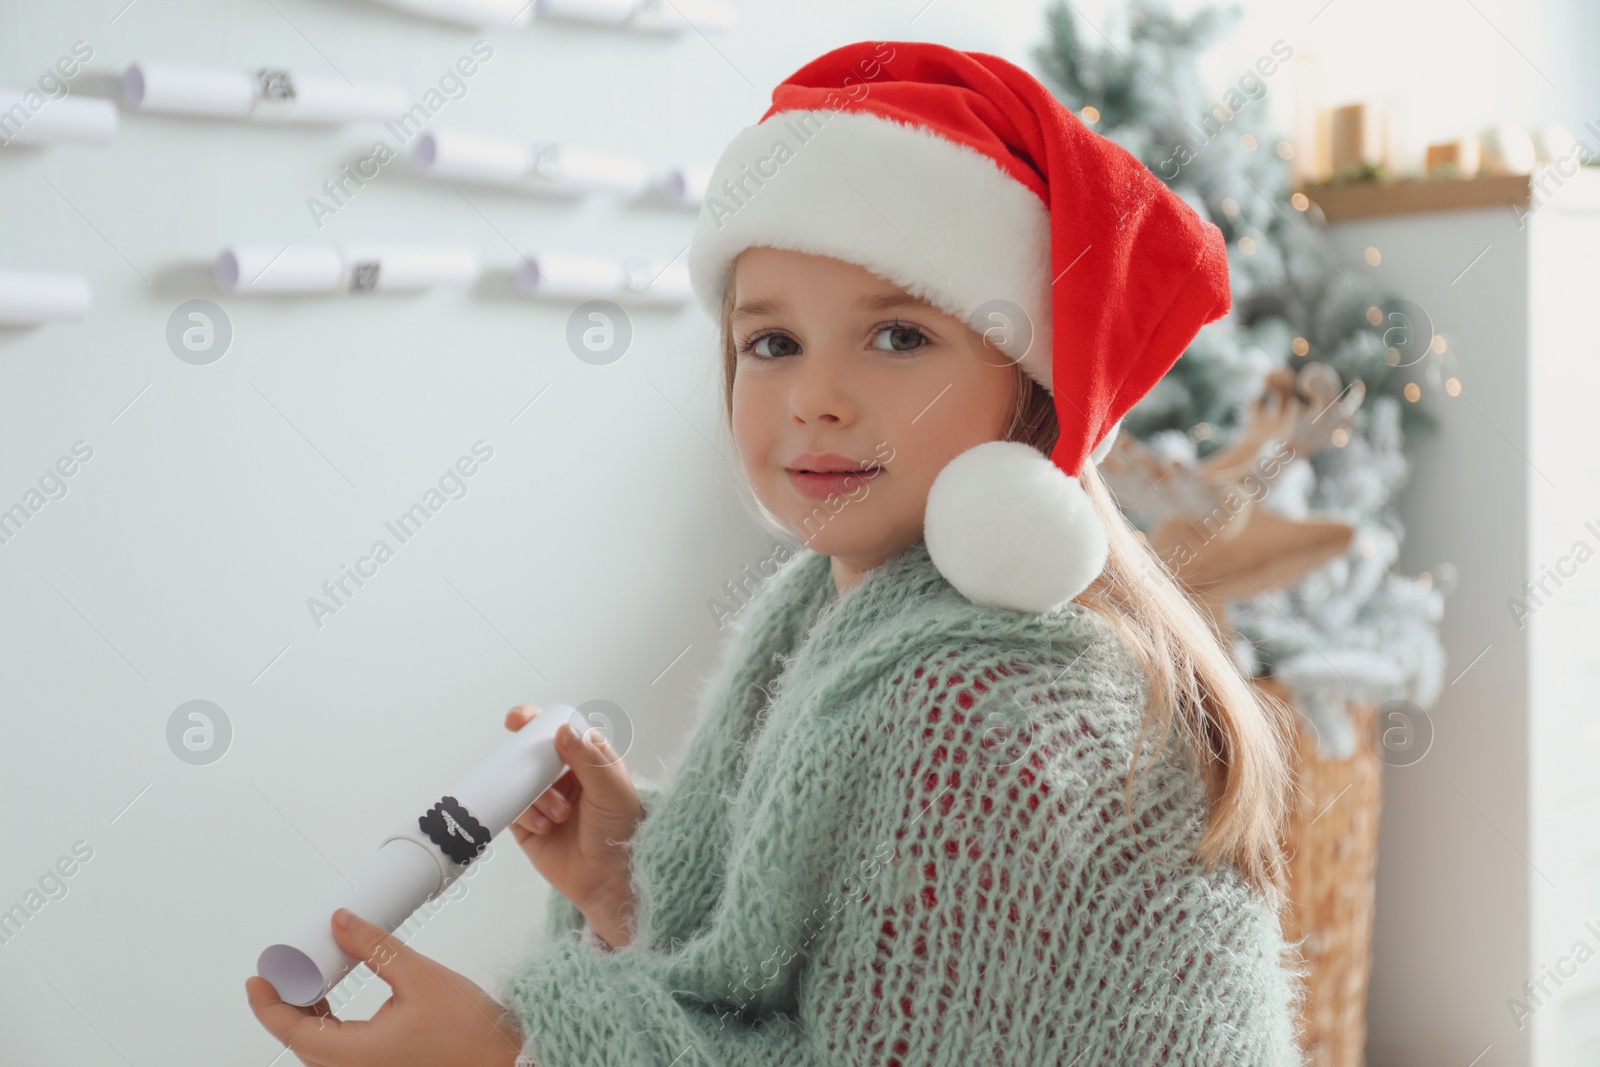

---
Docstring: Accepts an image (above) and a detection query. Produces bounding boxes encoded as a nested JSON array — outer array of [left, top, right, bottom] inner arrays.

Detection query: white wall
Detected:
[[0, 1, 1050, 1062]]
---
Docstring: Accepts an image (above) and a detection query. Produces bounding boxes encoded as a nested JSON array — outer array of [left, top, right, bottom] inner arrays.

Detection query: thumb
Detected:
[[556, 722, 632, 801], [332, 908, 420, 989]]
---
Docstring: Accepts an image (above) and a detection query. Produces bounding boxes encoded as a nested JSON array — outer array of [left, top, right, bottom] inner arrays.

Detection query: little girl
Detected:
[[247, 38, 1309, 1067]]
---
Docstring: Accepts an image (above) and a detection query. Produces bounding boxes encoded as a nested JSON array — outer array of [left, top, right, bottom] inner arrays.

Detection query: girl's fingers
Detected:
[[529, 772, 579, 820], [513, 806, 552, 834], [505, 714, 580, 837], [505, 704, 541, 731], [246, 976, 343, 1062], [536, 789, 571, 822]]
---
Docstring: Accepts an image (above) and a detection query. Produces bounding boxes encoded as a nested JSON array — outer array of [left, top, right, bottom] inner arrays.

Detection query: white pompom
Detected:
[[924, 440, 1109, 613]]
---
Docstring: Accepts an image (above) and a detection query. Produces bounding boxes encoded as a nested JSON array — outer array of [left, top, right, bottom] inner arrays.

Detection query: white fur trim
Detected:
[[688, 108, 1054, 392], [924, 440, 1108, 613]]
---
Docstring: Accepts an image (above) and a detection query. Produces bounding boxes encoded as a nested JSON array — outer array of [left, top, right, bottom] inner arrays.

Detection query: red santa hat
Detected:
[[688, 39, 1232, 613]]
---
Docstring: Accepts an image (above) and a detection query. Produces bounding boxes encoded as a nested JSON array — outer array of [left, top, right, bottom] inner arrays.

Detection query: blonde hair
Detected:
[[714, 271, 1295, 903]]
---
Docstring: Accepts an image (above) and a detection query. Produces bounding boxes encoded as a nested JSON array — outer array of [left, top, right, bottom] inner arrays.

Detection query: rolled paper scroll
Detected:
[[0, 271, 91, 325], [661, 164, 712, 208], [413, 129, 534, 185], [214, 244, 480, 294], [412, 130, 647, 198], [257, 703, 595, 1007], [0, 93, 118, 147], [526, 142, 649, 197], [369, 0, 536, 27], [121, 63, 409, 124], [626, 0, 737, 32], [517, 252, 691, 306], [535, 0, 736, 30], [534, 0, 641, 24]]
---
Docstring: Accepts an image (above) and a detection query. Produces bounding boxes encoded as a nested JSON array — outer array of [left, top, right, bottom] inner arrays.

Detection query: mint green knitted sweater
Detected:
[[499, 538, 1308, 1065]]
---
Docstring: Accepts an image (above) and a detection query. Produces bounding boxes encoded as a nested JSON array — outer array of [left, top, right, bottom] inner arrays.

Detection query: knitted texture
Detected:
[[500, 538, 1309, 1065]]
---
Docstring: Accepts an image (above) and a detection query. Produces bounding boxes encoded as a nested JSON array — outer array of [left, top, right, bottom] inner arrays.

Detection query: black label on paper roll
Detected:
[[418, 795, 489, 866]]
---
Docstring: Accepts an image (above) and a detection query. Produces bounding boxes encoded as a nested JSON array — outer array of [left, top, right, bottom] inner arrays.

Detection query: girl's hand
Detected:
[[245, 907, 525, 1067], [504, 705, 646, 945]]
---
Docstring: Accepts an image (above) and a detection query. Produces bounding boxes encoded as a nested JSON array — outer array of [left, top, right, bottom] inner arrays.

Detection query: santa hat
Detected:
[[687, 39, 1232, 613]]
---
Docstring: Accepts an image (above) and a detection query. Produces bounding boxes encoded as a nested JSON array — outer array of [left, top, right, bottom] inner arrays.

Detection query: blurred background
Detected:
[[1, 0, 1596, 1064]]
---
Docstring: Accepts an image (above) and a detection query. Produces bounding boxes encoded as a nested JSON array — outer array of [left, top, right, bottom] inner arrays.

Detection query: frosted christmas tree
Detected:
[[1035, 0, 1451, 757]]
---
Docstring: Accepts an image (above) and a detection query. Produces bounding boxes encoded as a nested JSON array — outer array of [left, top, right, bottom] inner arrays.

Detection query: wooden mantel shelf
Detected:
[[1300, 163, 1600, 222]]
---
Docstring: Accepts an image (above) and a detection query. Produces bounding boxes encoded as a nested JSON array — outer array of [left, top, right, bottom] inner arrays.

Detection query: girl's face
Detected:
[[729, 245, 1018, 582]]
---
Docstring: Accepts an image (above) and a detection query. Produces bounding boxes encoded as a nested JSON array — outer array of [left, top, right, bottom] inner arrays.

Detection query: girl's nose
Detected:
[[789, 345, 857, 425]]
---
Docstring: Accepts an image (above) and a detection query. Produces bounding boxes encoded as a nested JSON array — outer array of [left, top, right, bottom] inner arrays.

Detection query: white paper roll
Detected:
[[412, 129, 533, 184], [252, 75, 410, 124], [414, 132, 646, 198], [518, 252, 692, 305], [216, 245, 344, 293], [0, 271, 91, 324], [372, 0, 536, 28], [338, 243, 480, 291], [0, 93, 118, 147], [527, 142, 649, 197], [625, 259, 692, 305], [122, 63, 408, 124], [662, 163, 713, 207], [258, 704, 594, 1007], [215, 244, 480, 293], [628, 0, 737, 32], [536, 0, 640, 24], [518, 252, 625, 299], [257, 838, 442, 1008], [122, 63, 255, 117]]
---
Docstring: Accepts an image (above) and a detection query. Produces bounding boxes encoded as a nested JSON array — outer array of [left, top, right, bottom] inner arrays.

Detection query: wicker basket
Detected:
[[1256, 676, 1383, 1067]]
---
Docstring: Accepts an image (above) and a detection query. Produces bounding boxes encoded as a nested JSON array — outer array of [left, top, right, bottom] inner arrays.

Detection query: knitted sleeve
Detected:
[[540, 777, 669, 942], [498, 927, 810, 1067], [794, 643, 1308, 1066], [504, 633, 1305, 1066]]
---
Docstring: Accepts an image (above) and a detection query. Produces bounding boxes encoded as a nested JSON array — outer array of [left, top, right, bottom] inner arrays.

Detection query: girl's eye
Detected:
[[736, 322, 930, 359], [871, 322, 930, 354], [737, 331, 800, 359]]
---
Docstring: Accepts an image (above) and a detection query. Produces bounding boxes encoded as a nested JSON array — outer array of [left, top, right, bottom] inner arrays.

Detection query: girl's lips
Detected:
[[786, 466, 883, 500]]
